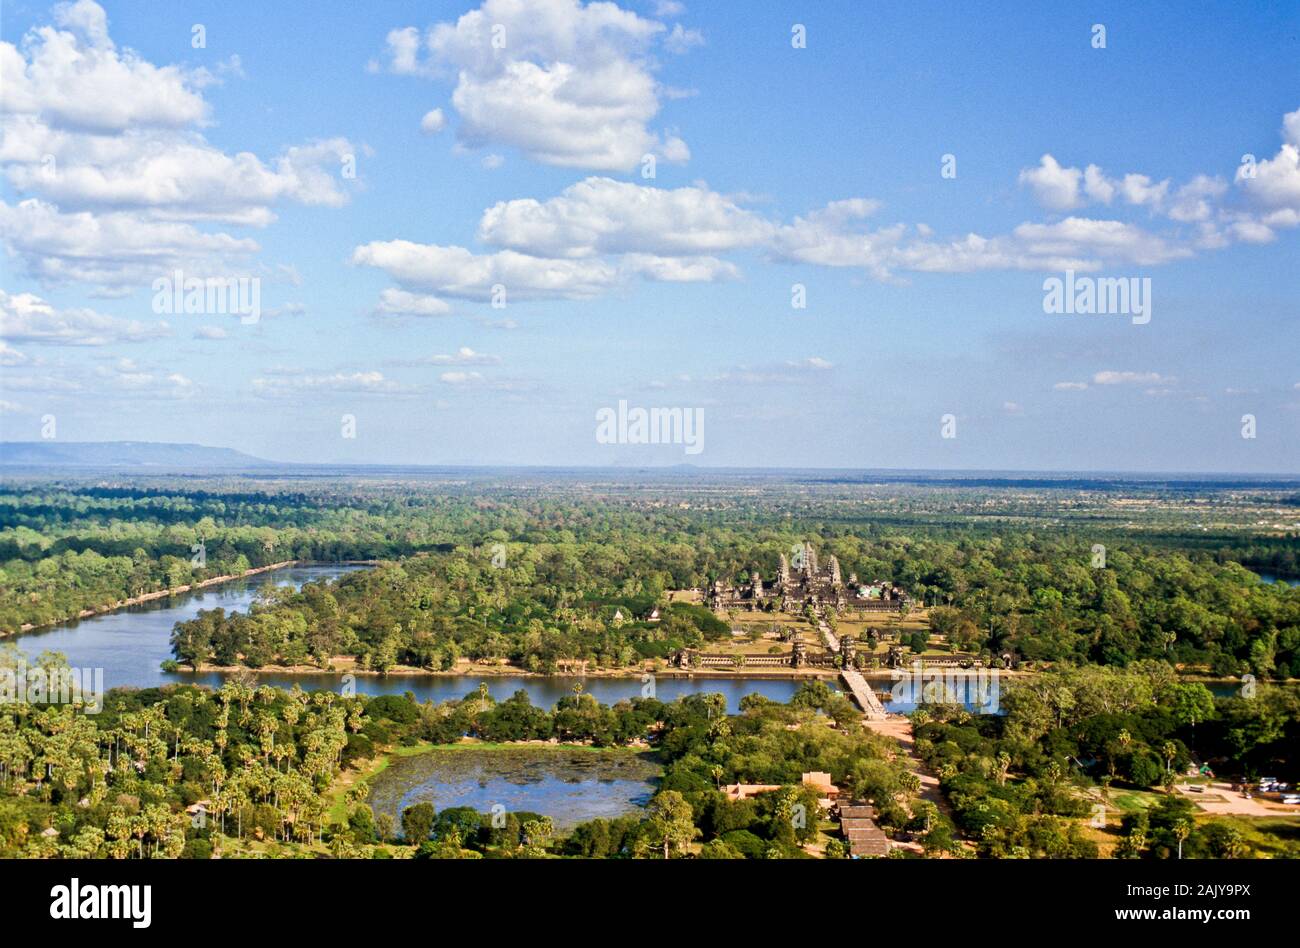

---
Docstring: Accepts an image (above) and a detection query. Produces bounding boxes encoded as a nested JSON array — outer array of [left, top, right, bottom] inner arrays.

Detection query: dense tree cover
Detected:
[[915, 665, 1300, 858], [1114, 795, 1261, 859], [627, 682, 919, 858], [4, 654, 1297, 859], [162, 533, 1300, 678], [0, 653, 719, 858], [1, 657, 891, 859], [5, 477, 1297, 861], [351, 684, 921, 860], [169, 553, 736, 673], [0, 483, 456, 631], [0, 673, 355, 858], [5, 481, 1297, 680]]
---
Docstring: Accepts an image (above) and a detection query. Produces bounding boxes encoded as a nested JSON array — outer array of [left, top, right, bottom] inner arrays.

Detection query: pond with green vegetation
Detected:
[[367, 746, 661, 832]]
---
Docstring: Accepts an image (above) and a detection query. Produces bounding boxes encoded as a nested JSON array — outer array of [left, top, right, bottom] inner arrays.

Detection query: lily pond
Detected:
[[366, 746, 662, 832]]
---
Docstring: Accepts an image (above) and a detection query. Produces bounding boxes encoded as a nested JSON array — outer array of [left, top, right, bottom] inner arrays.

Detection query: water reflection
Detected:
[[367, 747, 660, 832]]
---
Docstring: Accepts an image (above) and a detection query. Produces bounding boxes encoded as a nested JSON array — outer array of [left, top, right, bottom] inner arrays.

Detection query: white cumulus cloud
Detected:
[[377, 0, 693, 171], [0, 287, 169, 345]]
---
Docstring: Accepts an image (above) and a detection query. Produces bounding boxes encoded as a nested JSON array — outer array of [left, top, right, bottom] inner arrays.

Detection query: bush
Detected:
[[1127, 752, 1164, 788], [699, 839, 745, 859], [401, 802, 435, 843], [719, 829, 767, 859], [182, 838, 212, 860]]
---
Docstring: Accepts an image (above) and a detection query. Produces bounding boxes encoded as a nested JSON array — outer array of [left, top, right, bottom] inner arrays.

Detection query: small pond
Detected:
[[367, 746, 661, 832]]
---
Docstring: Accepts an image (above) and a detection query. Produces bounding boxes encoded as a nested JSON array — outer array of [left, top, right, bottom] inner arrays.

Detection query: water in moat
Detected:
[[7, 563, 985, 713]]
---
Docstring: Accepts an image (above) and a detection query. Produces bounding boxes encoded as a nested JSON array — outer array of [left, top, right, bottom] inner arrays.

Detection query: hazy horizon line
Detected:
[[2, 440, 1298, 481]]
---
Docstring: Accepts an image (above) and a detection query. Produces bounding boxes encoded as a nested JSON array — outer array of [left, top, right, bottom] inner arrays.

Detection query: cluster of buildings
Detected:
[[722, 771, 841, 806], [720, 771, 891, 857], [705, 542, 910, 615], [838, 804, 890, 857]]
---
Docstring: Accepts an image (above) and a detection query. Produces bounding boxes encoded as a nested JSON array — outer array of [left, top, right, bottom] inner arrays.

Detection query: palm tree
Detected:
[[1172, 820, 1191, 859], [1162, 740, 1178, 776], [704, 693, 726, 720], [993, 751, 1012, 787], [130, 812, 149, 859]]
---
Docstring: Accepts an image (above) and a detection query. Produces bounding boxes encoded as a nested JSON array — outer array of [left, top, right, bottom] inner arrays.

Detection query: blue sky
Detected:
[[1, 0, 1297, 471]]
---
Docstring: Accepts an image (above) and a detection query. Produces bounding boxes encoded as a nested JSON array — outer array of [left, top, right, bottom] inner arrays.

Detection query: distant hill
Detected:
[[0, 441, 275, 469]]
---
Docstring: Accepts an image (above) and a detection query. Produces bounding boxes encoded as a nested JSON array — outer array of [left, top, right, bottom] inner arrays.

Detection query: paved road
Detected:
[[815, 613, 887, 719], [1175, 782, 1300, 817], [817, 612, 960, 842]]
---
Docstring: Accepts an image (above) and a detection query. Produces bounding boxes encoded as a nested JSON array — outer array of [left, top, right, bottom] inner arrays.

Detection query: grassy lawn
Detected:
[[1080, 786, 1300, 858], [837, 607, 930, 637], [1213, 816, 1300, 857], [727, 611, 813, 633], [326, 742, 442, 823], [804, 820, 842, 857], [714, 611, 814, 654], [708, 639, 796, 657], [1079, 821, 1118, 857], [1080, 787, 1167, 856], [419, 740, 644, 753], [857, 646, 959, 660], [1110, 788, 1167, 813]]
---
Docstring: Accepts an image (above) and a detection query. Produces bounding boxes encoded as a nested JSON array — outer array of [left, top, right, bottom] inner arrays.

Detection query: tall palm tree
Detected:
[[1172, 820, 1191, 859]]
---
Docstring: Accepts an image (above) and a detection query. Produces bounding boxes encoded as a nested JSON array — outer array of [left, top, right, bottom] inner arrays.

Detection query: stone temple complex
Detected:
[[705, 542, 910, 615]]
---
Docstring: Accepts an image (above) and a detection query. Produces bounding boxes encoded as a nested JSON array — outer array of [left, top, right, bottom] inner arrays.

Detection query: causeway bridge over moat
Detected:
[[815, 613, 889, 720]]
